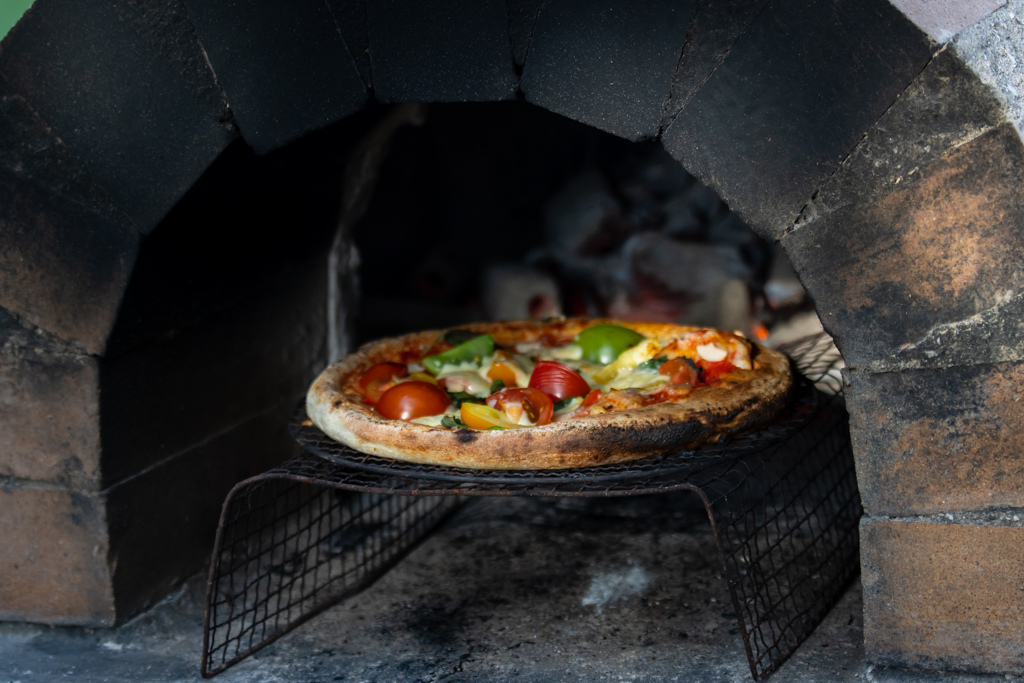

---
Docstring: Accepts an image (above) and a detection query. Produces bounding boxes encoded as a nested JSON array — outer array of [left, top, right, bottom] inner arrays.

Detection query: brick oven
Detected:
[[2, 0, 1024, 676]]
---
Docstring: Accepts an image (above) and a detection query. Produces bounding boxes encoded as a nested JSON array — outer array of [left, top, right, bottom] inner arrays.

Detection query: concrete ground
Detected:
[[1, 494, 1019, 683]]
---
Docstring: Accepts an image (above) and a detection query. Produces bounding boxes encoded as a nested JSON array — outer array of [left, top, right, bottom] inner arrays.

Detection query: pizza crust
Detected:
[[306, 319, 794, 470]]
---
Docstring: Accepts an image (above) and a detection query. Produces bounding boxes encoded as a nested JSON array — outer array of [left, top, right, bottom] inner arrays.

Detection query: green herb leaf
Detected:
[[552, 397, 576, 411], [446, 391, 484, 408], [489, 379, 505, 394], [636, 356, 668, 371], [486, 425, 504, 430], [440, 415, 468, 429]]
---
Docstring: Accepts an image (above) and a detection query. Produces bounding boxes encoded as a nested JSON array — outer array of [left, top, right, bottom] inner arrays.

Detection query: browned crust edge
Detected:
[[306, 319, 794, 470]]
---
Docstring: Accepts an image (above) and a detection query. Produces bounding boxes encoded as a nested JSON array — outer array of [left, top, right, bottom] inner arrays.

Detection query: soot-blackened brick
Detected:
[[522, 0, 694, 141], [659, 0, 772, 129], [366, 0, 516, 103], [106, 402, 294, 621], [0, 169, 139, 355], [783, 124, 1024, 371], [507, 0, 546, 69], [104, 111, 378, 356], [847, 362, 1024, 517], [325, 0, 372, 91], [861, 518, 1024, 673], [0, 73, 125, 226], [106, 0, 231, 124], [0, 309, 100, 489], [813, 47, 1007, 217], [99, 255, 327, 487], [184, 0, 369, 154], [0, 0, 236, 233], [662, 0, 934, 239]]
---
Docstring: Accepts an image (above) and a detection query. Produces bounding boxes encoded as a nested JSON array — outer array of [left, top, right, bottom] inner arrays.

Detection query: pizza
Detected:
[[305, 319, 793, 470]]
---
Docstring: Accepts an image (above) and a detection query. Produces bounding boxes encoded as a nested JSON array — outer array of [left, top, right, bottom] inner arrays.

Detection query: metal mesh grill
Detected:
[[201, 333, 859, 680]]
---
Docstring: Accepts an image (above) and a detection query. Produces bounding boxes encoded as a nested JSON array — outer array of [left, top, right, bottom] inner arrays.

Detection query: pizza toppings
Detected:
[[528, 361, 591, 400], [437, 371, 491, 397], [305, 317, 798, 472], [591, 337, 661, 385], [352, 322, 759, 430], [486, 387, 554, 426], [658, 357, 699, 387], [574, 323, 646, 364], [461, 402, 524, 429], [423, 334, 494, 375], [358, 362, 409, 404], [376, 381, 451, 420]]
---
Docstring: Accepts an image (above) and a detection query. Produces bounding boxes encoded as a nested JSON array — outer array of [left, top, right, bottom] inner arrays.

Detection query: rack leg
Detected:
[[201, 472, 463, 677], [704, 401, 862, 680]]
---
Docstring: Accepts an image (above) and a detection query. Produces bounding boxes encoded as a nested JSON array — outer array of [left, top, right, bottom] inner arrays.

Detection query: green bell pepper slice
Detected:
[[423, 334, 495, 375], [575, 324, 645, 364]]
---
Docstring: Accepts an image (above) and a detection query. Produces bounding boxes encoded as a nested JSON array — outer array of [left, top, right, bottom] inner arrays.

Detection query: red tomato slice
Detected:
[[486, 387, 554, 426], [364, 377, 397, 404], [580, 388, 602, 408], [376, 381, 451, 421], [528, 361, 591, 400], [659, 358, 699, 387], [358, 362, 408, 392], [698, 359, 737, 385]]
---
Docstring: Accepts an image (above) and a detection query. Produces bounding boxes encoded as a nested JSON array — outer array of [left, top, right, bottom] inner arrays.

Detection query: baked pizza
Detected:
[[306, 319, 793, 470]]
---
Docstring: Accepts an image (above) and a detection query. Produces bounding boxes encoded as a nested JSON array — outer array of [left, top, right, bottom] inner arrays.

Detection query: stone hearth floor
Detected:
[[1, 495, 1020, 683]]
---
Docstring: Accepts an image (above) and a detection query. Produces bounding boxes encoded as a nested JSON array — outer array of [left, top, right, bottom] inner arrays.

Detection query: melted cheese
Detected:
[[411, 405, 459, 427], [606, 368, 669, 391], [592, 338, 661, 385]]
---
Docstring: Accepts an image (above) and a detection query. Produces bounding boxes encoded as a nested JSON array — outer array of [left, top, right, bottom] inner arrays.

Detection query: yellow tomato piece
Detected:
[[460, 402, 523, 430], [486, 361, 519, 387]]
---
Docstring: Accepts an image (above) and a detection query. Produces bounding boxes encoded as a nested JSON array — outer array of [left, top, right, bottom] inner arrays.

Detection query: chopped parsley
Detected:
[[489, 379, 506, 394], [445, 391, 484, 408], [636, 356, 668, 371], [440, 415, 468, 430], [552, 397, 577, 411]]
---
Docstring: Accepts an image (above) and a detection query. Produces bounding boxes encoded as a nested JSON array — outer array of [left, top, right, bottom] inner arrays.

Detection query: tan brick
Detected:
[[0, 312, 100, 488], [0, 484, 114, 626], [783, 124, 1024, 371], [848, 362, 1024, 516], [861, 518, 1024, 673]]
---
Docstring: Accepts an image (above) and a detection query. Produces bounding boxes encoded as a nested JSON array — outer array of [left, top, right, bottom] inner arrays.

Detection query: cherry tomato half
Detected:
[[698, 359, 737, 385], [528, 361, 591, 400], [358, 362, 408, 392], [376, 381, 451, 421], [486, 387, 554, 426], [580, 388, 602, 408], [659, 358, 699, 387]]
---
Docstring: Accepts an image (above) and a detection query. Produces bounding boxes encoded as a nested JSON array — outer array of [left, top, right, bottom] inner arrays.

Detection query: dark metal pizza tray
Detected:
[[289, 377, 825, 488]]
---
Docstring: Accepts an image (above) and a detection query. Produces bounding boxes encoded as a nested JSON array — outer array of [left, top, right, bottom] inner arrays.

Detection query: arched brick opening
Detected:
[[1, 0, 1023, 674]]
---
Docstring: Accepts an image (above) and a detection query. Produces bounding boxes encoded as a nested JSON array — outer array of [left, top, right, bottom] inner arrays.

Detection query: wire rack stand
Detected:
[[201, 333, 859, 680]]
